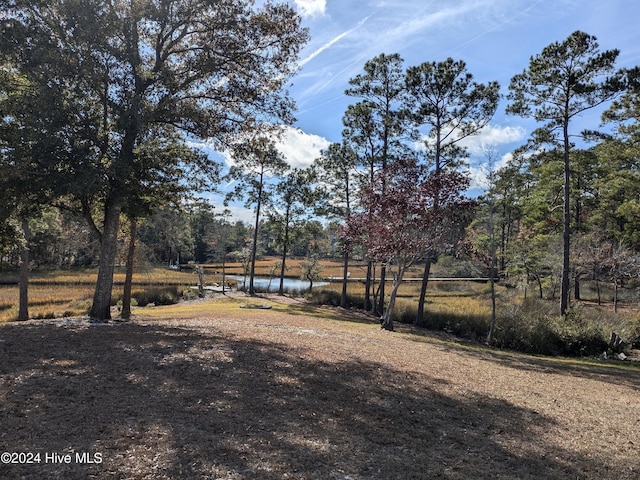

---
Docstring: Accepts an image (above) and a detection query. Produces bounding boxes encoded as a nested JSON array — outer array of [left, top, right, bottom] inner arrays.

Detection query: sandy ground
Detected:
[[0, 293, 639, 479]]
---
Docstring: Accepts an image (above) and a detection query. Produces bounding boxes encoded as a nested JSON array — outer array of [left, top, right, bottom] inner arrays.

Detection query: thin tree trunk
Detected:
[[278, 223, 289, 296], [121, 217, 137, 320], [17, 218, 30, 321], [487, 195, 497, 344], [537, 275, 543, 299], [377, 264, 386, 315], [381, 263, 406, 332], [364, 260, 372, 311], [249, 184, 263, 296], [486, 273, 496, 344], [89, 199, 122, 321], [340, 249, 349, 308], [221, 259, 226, 294], [370, 262, 378, 315], [414, 258, 432, 327], [560, 121, 571, 315]]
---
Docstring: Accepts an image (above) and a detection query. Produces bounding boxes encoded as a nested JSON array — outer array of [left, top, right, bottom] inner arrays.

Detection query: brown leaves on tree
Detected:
[[343, 158, 473, 266]]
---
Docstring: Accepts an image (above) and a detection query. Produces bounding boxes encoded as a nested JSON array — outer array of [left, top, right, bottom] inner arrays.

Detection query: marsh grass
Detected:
[[2, 262, 639, 358], [0, 283, 95, 322], [0, 267, 196, 322]]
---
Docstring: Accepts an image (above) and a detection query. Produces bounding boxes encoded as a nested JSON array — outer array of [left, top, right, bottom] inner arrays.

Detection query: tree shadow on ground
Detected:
[[0, 321, 631, 479], [283, 303, 377, 325], [424, 335, 640, 393]]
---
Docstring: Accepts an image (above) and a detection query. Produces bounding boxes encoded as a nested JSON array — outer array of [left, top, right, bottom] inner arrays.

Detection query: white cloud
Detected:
[[294, 0, 326, 18], [275, 126, 331, 168], [189, 127, 330, 172], [459, 125, 525, 191], [414, 124, 525, 191], [468, 151, 513, 191], [457, 124, 527, 155], [417, 124, 526, 155]]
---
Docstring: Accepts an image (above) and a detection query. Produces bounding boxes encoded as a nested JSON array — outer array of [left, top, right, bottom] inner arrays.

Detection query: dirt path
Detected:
[[1, 294, 639, 479]]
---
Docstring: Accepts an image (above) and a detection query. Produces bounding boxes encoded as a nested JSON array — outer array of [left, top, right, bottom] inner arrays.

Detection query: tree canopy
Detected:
[[507, 30, 625, 315], [0, 0, 309, 319]]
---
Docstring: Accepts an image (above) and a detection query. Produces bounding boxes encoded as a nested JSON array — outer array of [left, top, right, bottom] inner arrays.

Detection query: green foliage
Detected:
[[404, 57, 500, 171], [300, 255, 324, 291], [1, 0, 309, 320], [493, 299, 623, 356]]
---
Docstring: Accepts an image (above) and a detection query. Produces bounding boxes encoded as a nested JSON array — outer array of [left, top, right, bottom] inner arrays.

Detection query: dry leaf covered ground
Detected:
[[0, 293, 639, 479]]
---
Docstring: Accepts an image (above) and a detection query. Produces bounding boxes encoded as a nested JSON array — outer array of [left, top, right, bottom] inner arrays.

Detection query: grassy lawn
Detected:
[[1, 293, 638, 479]]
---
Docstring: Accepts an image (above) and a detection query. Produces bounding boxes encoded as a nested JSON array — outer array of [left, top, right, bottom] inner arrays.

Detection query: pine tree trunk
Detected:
[[17, 218, 30, 321], [278, 219, 289, 296], [560, 123, 571, 316], [486, 274, 496, 344], [89, 200, 122, 321], [340, 250, 349, 308], [249, 175, 263, 297], [278, 245, 287, 296]]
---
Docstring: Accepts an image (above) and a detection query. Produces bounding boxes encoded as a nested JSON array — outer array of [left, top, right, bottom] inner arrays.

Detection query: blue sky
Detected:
[[215, 0, 640, 221]]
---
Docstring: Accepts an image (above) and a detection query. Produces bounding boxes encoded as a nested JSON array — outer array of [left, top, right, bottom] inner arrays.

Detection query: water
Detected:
[[234, 276, 328, 292]]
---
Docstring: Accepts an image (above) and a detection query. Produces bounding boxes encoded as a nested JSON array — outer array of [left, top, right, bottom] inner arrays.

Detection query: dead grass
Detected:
[[0, 293, 639, 479]]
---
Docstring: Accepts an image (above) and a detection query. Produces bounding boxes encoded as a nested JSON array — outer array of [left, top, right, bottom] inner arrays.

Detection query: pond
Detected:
[[233, 276, 328, 292]]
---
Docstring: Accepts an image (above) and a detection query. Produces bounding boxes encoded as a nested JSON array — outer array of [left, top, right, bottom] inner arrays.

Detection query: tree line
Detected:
[[2, 2, 639, 330]]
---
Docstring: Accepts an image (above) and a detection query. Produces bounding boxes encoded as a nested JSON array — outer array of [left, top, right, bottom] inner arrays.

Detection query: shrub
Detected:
[[182, 288, 199, 301], [310, 283, 636, 357], [308, 288, 364, 309], [133, 286, 180, 307], [390, 298, 416, 324], [491, 299, 613, 356], [494, 307, 563, 355], [624, 318, 640, 349]]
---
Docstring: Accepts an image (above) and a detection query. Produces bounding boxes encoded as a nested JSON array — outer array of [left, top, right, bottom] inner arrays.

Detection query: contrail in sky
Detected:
[[299, 14, 373, 67]]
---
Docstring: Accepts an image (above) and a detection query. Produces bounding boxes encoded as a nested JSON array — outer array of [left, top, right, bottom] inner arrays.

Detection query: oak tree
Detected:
[[1, 0, 308, 320]]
